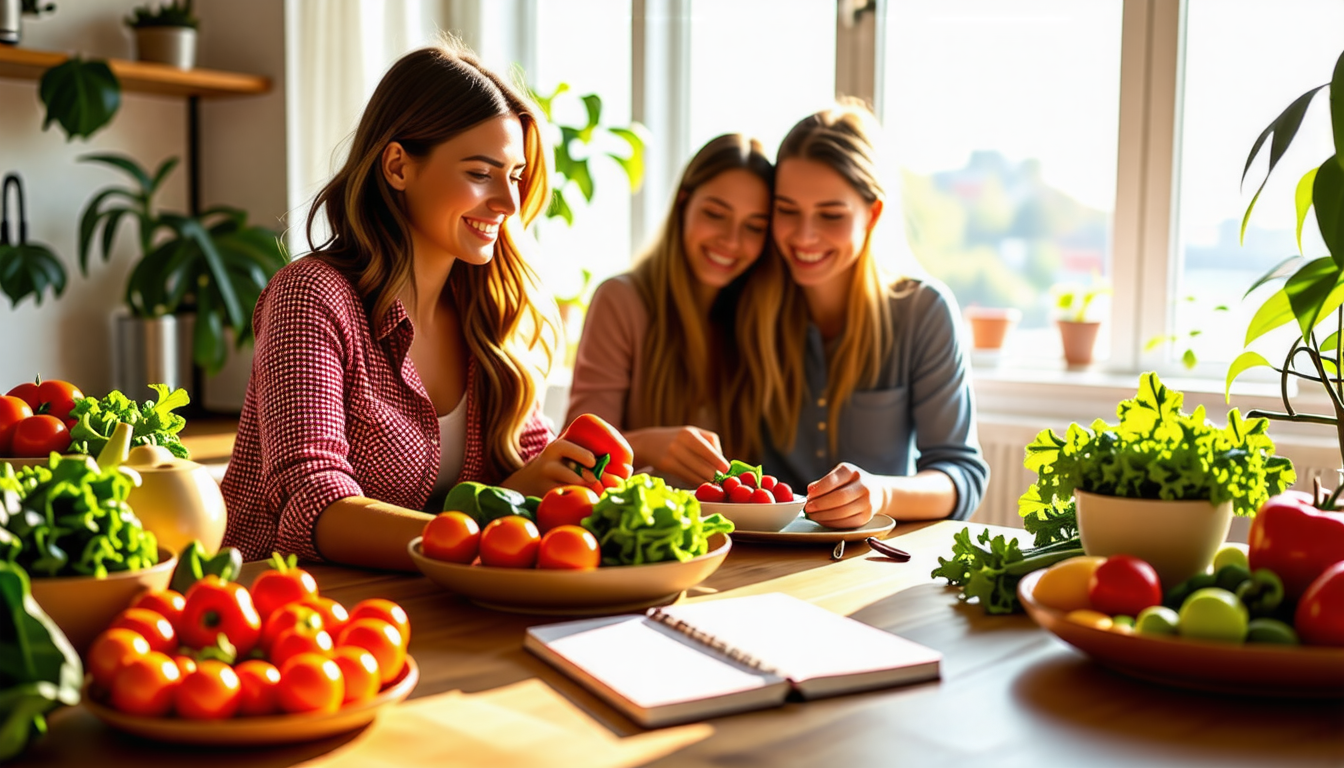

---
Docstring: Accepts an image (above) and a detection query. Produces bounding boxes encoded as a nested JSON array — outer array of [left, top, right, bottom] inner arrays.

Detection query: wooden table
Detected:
[[16, 522, 1344, 767]]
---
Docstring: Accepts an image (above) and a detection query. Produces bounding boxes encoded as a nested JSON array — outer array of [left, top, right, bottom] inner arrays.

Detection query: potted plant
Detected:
[[1051, 277, 1110, 366], [76, 153, 286, 394], [125, 0, 197, 70], [1019, 372, 1296, 587], [1226, 47, 1344, 470], [964, 306, 1021, 352]]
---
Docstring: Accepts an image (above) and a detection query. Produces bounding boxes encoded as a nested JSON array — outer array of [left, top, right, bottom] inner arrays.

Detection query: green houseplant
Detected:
[[77, 153, 286, 376], [125, 0, 197, 69], [37, 57, 121, 142], [1226, 48, 1344, 469], [1051, 277, 1110, 365]]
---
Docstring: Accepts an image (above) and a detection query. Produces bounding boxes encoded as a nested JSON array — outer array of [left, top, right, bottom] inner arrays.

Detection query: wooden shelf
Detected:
[[0, 45, 269, 98]]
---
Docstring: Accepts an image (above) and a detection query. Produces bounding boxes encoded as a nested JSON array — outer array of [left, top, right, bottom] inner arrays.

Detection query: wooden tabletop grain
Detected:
[[15, 521, 1343, 768]]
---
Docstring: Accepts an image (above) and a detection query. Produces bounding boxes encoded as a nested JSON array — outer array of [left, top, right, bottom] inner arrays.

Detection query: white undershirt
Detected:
[[431, 393, 468, 498]]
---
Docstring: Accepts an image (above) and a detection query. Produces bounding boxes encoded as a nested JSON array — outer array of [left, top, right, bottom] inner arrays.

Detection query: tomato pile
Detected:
[[87, 554, 411, 719], [0, 377, 83, 457], [423, 484, 602, 570], [694, 461, 794, 504]]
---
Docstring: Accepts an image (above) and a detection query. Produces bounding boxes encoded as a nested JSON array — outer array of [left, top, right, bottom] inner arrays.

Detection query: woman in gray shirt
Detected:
[[762, 101, 989, 526]]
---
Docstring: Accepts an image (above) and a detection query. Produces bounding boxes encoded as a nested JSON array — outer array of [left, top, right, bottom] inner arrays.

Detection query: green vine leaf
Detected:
[[1296, 166, 1319, 255], [1313, 155, 1344, 263]]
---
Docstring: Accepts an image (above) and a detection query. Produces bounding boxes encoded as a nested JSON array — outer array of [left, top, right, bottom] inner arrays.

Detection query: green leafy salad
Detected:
[[67, 384, 191, 460], [581, 474, 734, 566]]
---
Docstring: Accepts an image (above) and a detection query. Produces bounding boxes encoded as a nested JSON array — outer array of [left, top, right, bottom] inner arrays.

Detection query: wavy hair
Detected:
[[769, 101, 896, 454], [629, 134, 781, 460], [306, 43, 559, 480]]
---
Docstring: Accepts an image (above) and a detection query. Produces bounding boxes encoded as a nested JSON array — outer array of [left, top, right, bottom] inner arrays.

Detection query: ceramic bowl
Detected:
[[1074, 489, 1233, 588], [698, 498, 807, 532], [30, 548, 177, 654]]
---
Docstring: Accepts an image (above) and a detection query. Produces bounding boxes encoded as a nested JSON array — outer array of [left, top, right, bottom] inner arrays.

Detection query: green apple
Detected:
[[1135, 605, 1180, 636], [1178, 587, 1248, 643]]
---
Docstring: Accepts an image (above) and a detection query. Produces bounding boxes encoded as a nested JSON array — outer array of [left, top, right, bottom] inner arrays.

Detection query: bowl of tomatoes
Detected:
[[695, 470, 804, 532]]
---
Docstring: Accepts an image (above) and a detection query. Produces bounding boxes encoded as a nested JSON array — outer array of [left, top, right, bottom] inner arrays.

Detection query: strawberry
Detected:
[[771, 483, 794, 503], [739, 473, 757, 489], [722, 476, 742, 493], [695, 483, 726, 503]]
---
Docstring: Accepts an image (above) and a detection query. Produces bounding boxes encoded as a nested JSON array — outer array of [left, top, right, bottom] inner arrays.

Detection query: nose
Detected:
[[489, 178, 519, 217], [795, 215, 819, 244]]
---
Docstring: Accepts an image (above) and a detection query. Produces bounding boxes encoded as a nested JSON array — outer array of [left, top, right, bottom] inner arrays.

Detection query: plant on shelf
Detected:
[[77, 153, 287, 374], [125, 0, 199, 69], [1051, 275, 1110, 365], [0, 173, 65, 308], [1225, 48, 1344, 467], [125, 0, 197, 29]]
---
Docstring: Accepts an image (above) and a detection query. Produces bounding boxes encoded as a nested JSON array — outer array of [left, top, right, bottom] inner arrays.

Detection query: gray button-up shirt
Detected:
[[761, 278, 989, 520]]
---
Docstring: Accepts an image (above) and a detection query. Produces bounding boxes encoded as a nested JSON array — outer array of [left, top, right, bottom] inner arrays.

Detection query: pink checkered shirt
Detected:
[[220, 257, 553, 562]]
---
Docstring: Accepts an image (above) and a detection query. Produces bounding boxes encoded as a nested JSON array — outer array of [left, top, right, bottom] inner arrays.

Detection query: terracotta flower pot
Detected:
[[965, 307, 1020, 350], [1058, 320, 1101, 365]]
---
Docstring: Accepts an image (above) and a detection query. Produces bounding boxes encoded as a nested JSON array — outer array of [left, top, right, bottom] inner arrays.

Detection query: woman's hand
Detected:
[[501, 438, 598, 498], [627, 426, 731, 485], [803, 463, 889, 529]]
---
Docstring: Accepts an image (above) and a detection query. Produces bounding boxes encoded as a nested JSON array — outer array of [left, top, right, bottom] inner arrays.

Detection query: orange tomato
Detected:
[[337, 618, 405, 685], [87, 628, 151, 690], [421, 511, 481, 563], [301, 596, 351, 638], [129, 588, 186, 633], [250, 561, 319, 623], [270, 627, 334, 667], [235, 659, 282, 716], [277, 653, 344, 714], [261, 602, 325, 652], [173, 655, 198, 678], [347, 598, 410, 650], [536, 486, 600, 533], [175, 660, 243, 719], [478, 515, 540, 568], [537, 525, 601, 570], [331, 646, 381, 704], [110, 651, 182, 717], [109, 607, 177, 655]]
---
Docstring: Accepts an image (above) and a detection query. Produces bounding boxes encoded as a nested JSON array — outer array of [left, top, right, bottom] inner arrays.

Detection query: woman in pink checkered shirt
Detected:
[[221, 44, 602, 570]]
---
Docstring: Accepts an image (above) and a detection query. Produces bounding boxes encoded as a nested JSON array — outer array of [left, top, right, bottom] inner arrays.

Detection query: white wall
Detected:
[[0, 0, 286, 401]]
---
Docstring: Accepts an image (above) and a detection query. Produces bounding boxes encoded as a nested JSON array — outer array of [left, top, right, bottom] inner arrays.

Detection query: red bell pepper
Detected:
[[1248, 493, 1344, 600], [179, 575, 263, 656], [558, 414, 634, 488]]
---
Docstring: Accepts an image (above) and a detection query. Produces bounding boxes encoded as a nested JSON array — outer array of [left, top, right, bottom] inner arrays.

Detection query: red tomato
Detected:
[[175, 659, 243, 719], [7, 378, 83, 427], [695, 483, 726, 503], [87, 628, 151, 690], [179, 576, 262, 655], [537, 525, 601, 570], [301, 596, 351, 638], [722, 476, 742, 493], [270, 627, 335, 667], [727, 484, 754, 504], [10, 414, 71, 457], [337, 618, 405, 685], [1088, 554, 1163, 617], [479, 515, 540, 568], [536, 485, 600, 532], [1296, 560, 1344, 646], [421, 511, 481, 563], [261, 602, 325, 652], [749, 488, 775, 504], [331, 646, 381, 704], [347, 599, 411, 650], [109, 607, 177, 655], [173, 655, 198, 678], [235, 659, 282, 716], [250, 560, 319, 623], [129, 589, 186, 634], [739, 473, 757, 489], [110, 651, 181, 717], [277, 653, 344, 714], [759, 475, 778, 492], [0, 395, 33, 455], [771, 482, 794, 503]]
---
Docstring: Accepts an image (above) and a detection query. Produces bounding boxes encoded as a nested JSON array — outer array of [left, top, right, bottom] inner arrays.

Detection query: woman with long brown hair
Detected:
[[764, 101, 988, 527], [222, 43, 599, 570], [566, 134, 781, 484]]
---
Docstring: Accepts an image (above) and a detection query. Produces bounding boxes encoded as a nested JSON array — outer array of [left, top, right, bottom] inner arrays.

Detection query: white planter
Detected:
[[1074, 489, 1233, 589], [134, 26, 197, 69]]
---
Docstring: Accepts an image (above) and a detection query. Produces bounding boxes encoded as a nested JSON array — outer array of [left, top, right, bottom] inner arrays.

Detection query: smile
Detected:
[[792, 248, 829, 264], [465, 218, 501, 238], [705, 248, 736, 268]]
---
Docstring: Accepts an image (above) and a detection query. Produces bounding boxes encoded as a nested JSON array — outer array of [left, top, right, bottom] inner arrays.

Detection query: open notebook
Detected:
[[524, 592, 941, 728]]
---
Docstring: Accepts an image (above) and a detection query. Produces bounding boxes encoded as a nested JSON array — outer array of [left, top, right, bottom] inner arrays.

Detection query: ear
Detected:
[[381, 142, 412, 191], [866, 198, 884, 232]]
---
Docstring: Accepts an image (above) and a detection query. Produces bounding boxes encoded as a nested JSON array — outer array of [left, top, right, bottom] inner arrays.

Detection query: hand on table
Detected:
[[628, 426, 731, 485], [804, 463, 885, 529]]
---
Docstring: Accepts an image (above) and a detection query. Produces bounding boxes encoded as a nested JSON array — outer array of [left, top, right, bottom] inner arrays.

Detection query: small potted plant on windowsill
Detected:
[[125, 0, 197, 70], [964, 306, 1021, 352], [1051, 277, 1110, 366]]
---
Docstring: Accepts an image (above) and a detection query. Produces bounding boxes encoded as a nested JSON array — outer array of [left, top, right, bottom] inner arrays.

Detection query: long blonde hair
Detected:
[[306, 43, 559, 480], [630, 134, 782, 460], [769, 102, 895, 454]]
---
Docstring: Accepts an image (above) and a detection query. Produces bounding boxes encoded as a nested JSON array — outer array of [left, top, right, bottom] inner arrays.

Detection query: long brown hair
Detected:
[[630, 134, 781, 460], [769, 101, 895, 454], [306, 43, 559, 480]]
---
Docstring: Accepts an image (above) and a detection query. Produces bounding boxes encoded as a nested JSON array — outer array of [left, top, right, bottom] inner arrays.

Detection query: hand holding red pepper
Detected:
[[1248, 491, 1344, 600], [558, 414, 634, 493]]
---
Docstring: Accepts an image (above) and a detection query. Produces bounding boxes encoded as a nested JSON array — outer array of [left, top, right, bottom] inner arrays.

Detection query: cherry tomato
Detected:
[[771, 482, 794, 503], [129, 588, 186, 634], [1296, 561, 1344, 646], [0, 395, 33, 455], [269, 627, 335, 667], [110, 651, 182, 717], [478, 515, 540, 568], [179, 576, 262, 655], [535, 485, 600, 533], [337, 618, 405, 685], [421, 511, 481, 563], [1088, 554, 1163, 617], [235, 659, 282, 716], [261, 602, 325, 652], [175, 659, 243, 719], [722, 476, 742, 493], [109, 607, 177, 655], [277, 653, 344, 714], [87, 628, 151, 690], [694, 483, 726, 503], [6, 378, 83, 427], [173, 655, 198, 678], [537, 525, 601, 570], [727, 484, 754, 504], [749, 488, 774, 504], [10, 414, 71, 457], [250, 558, 319, 623], [346, 598, 411, 650], [759, 475, 778, 492], [301, 596, 351, 638], [331, 646, 381, 704], [739, 473, 757, 489]]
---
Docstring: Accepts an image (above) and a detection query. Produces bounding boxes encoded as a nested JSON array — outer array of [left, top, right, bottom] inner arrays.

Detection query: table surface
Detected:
[[15, 521, 1344, 768]]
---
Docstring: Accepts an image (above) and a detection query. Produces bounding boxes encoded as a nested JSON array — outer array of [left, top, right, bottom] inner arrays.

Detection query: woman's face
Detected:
[[771, 157, 882, 291], [680, 168, 771, 290], [384, 114, 526, 266]]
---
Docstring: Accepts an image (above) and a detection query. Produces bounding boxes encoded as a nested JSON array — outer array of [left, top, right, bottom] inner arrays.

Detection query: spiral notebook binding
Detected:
[[646, 607, 782, 677]]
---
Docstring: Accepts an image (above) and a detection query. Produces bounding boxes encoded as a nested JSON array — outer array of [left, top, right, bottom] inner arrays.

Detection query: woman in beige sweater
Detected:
[[566, 134, 783, 486]]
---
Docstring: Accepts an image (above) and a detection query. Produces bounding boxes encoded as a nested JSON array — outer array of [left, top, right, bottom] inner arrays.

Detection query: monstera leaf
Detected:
[[38, 58, 122, 142], [0, 241, 66, 308]]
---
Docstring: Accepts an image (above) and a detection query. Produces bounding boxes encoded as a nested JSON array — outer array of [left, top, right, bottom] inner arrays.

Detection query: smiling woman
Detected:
[[220, 42, 609, 571]]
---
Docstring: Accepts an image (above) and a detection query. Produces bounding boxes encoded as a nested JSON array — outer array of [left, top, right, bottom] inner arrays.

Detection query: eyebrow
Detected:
[[460, 155, 525, 170], [774, 195, 848, 208], [705, 196, 769, 219]]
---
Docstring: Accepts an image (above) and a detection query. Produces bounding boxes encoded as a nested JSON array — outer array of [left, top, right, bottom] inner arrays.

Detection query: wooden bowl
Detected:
[[30, 548, 177, 654]]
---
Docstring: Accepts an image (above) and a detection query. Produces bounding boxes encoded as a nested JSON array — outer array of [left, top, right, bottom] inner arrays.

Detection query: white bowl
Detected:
[[699, 498, 806, 533]]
